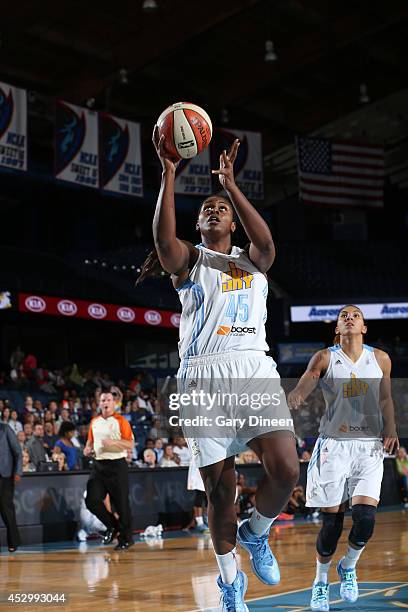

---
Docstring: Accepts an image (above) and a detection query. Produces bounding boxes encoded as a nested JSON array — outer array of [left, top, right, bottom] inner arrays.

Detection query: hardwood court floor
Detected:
[[0, 510, 407, 611]]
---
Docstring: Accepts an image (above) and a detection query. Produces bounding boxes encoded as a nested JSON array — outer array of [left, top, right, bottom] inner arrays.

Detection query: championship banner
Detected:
[[174, 148, 212, 196], [211, 128, 264, 200], [0, 82, 27, 172], [55, 100, 98, 188], [291, 302, 408, 322], [100, 113, 143, 197], [19, 293, 180, 329]]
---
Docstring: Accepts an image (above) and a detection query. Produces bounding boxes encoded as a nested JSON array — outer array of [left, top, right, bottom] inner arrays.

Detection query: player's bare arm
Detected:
[[212, 139, 275, 273], [152, 125, 199, 277], [288, 349, 330, 409], [374, 348, 399, 454]]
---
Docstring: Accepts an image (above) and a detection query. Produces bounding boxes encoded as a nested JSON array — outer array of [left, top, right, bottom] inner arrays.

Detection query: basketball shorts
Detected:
[[176, 350, 294, 468], [306, 437, 384, 508]]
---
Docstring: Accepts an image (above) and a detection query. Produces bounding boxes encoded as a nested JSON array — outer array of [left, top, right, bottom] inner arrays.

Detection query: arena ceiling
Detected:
[[2, 0, 408, 191]]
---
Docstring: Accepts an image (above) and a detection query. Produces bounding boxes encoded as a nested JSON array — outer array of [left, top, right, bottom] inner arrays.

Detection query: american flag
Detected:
[[296, 136, 384, 207]]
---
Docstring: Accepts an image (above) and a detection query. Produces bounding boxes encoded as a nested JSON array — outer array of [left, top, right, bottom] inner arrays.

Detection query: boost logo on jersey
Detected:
[[217, 325, 256, 336], [221, 262, 253, 292]]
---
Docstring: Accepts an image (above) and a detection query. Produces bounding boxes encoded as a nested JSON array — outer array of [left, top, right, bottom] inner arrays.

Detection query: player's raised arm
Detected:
[[375, 349, 399, 454], [152, 126, 198, 275], [287, 349, 330, 409], [212, 139, 275, 272]]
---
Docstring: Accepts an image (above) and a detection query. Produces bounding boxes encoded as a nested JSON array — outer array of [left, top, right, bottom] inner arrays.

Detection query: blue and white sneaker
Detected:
[[337, 559, 359, 602], [310, 581, 330, 611], [217, 570, 249, 612], [236, 519, 280, 585]]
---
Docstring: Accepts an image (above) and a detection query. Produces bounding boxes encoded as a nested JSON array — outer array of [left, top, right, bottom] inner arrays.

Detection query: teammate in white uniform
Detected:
[[138, 129, 298, 611], [288, 305, 399, 612]]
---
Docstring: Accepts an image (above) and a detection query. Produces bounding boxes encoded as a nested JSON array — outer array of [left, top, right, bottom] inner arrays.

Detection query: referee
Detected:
[[84, 391, 134, 550]]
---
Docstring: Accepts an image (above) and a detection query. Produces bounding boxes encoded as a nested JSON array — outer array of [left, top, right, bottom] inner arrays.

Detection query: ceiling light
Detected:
[[359, 83, 370, 104], [265, 40, 277, 62], [142, 0, 158, 12]]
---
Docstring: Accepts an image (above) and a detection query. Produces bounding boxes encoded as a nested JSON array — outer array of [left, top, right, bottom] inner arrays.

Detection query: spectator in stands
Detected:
[[154, 438, 164, 463], [17, 431, 27, 449], [159, 443, 180, 467], [23, 352, 37, 381], [131, 399, 151, 451], [396, 447, 408, 507], [33, 399, 44, 416], [52, 447, 68, 471], [287, 485, 311, 517], [55, 408, 71, 433], [23, 423, 33, 440], [136, 448, 157, 468], [77, 424, 89, 447], [43, 409, 54, 424], [27, 423, 48, 469], [1, 406, 11, 424], [68, 364, 84, 389], [173, 436, 191, 466], [300, 450, 311, 462], [110, 386, 123, 413], [24, 395, 35, 414], [36, 364, 56, 394], [150, 417, 169, 440], [24, 413, 35, 428], [43, 421, 58, 451], [48, 400, 59, 417], [22, 448, 36, 473], [8, 410, 22, 435], [236, 449, 259, 464], [55, 422, 79, 470], [10, 346, 24, 370]]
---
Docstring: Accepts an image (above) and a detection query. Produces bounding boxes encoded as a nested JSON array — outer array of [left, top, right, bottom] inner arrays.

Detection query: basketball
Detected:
[[156, 102, 212, 161]]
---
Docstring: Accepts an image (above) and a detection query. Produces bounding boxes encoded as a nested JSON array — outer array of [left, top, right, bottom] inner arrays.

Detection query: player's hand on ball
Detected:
[[152, 125, 180, 172], [212, 139, 240, 190], [287, 390, 307, 410]]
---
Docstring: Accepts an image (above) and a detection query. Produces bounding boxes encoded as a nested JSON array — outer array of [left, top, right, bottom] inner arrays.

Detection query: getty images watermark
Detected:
[[158, 377, 294, 438]]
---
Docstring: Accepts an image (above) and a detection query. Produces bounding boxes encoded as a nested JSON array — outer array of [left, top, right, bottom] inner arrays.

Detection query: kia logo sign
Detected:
[[117, 307, 135, 323], [170, 313, 180, 327], [144, 310, 162, 325], [25, 296, 46, 313], [57, 300, 77, 316], [88, 303, 107, 319]]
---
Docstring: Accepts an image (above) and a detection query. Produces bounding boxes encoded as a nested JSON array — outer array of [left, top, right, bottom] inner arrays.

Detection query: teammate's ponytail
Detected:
[[135, 249, 166, 285]]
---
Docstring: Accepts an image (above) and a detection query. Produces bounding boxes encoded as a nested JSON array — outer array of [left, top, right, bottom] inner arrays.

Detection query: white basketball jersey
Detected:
[[319, 344, 383, 439], [177, 245, 269, 359]]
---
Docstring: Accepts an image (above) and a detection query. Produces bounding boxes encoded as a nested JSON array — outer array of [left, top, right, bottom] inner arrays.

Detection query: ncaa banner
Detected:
[[0, 82, 27, 171], [100, 113, 143, 197], [211, 128, 264, 200], [55, 100, 98, 188], [174, 148, 212, 196]]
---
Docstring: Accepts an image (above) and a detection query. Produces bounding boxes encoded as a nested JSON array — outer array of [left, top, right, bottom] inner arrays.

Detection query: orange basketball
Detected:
[[156, 102, 212, 161]]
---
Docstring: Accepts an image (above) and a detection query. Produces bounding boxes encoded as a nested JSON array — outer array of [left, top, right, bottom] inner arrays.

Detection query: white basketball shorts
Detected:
[[176, 350, 294, 468], [306, 437, 384, 508]]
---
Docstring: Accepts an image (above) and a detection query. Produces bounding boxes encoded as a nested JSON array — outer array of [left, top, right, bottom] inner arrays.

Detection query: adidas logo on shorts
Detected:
[[188, 380, 197, 388], [335, 359, 342, 365]]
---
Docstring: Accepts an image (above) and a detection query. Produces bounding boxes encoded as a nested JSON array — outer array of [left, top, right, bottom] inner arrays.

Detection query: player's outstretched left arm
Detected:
[[212, 139, 275, 272], [375, 349, 399, 454]]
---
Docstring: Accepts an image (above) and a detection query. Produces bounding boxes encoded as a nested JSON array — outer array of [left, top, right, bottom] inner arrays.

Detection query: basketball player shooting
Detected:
[[137, 127, 298, 611]]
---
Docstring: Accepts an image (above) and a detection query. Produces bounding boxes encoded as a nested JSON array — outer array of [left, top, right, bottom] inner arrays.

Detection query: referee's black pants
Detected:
[[85, 458, 132, 542], [0, 476, 20, 549]]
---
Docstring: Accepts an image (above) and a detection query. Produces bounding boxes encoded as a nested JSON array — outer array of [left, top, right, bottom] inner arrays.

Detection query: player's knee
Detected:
[[349, 504, 376, 548], [207, 481, 235, 508], [262, 451, 299, 488], [316, 512, 344, 557]]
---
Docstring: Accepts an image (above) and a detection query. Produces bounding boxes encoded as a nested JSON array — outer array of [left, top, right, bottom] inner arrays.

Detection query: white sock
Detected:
[[248, 508, 277, 536], [195, 515, 204, 527], [215, 548, 238, 585], [341, 545, 364, 569], [315, 559, 331, 584]]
